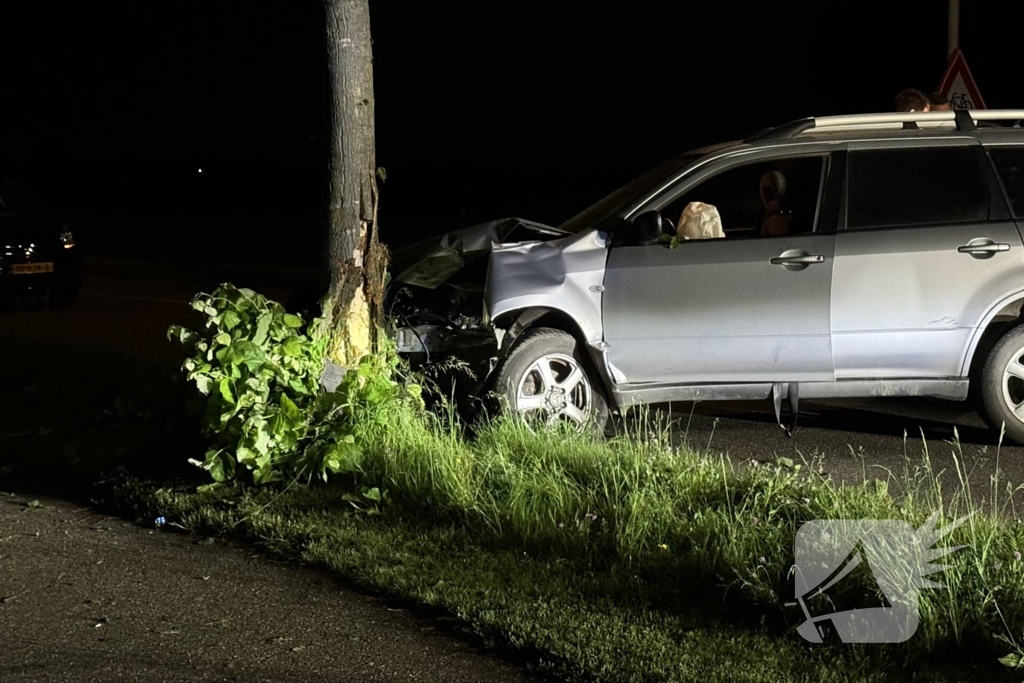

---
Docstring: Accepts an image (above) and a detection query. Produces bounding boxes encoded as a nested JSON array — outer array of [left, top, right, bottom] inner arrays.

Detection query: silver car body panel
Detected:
[[831, 138, 1024, 379], [612, 378, 967, 407], [961, 292, 1024, 374], [602, 232, 837, 385], [485, 228, 610, 344], [831, 224, 1024, 378]]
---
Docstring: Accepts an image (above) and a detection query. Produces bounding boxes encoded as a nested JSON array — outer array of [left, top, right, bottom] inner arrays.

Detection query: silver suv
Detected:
[[393, 110, 1024, 440]]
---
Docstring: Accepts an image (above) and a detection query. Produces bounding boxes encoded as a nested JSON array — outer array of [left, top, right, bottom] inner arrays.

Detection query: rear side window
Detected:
[[990, 147, 1024, 218], [846, 147, 989, 230]]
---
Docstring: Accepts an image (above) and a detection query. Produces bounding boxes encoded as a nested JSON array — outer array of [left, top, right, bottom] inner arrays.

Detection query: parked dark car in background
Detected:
[[0, 177, 81, 307]]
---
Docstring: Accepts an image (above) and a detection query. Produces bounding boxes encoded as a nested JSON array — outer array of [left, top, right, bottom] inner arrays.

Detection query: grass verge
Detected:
[[123, 483, 898, 683], [119, 405, 1024, 682]]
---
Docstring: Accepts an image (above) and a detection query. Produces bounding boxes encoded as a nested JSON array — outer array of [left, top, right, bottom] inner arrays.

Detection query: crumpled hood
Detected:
[[390, 217, 568, 289]]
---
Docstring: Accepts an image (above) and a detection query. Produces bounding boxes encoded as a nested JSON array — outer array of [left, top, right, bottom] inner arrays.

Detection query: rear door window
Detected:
[[990, 147, 1024, 218], [846, 147, 989, 229]]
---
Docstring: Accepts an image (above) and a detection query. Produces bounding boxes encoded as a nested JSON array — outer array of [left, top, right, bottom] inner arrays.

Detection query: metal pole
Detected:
[[948, 0, 960, 59]]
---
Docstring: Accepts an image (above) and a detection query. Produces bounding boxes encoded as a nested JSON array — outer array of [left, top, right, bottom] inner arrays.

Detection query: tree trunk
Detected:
[[321, 0, 386, 369]]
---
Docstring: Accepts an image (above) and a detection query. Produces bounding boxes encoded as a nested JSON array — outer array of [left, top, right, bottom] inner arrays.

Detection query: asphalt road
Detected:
[[4, 257, 1024, 516], [0, 494, 527, 683], [666, 396, 1022, 511]]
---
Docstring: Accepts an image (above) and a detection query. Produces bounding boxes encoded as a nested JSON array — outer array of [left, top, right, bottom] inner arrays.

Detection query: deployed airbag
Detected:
[[676, 201, 725, 240]]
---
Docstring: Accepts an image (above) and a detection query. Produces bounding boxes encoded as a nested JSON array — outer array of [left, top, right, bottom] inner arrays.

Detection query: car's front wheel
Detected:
[[980, 323, 1024, 444], [493, 328, 609, 432]]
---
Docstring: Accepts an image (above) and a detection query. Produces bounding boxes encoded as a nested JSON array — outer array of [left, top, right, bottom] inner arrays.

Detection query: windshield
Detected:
[[556, 153, 701, 234]]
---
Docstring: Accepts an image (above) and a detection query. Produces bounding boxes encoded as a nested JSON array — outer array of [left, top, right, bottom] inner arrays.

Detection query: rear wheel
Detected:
[[980, 324, 1024, 444], [493, 328, 608, 432]]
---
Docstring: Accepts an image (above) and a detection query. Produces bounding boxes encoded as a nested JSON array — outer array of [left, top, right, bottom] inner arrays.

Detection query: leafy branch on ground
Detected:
[[168, 283, 421, 486]]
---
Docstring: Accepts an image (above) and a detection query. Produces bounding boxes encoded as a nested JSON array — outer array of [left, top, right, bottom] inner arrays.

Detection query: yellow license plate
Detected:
[[11, 262, 54, 275]]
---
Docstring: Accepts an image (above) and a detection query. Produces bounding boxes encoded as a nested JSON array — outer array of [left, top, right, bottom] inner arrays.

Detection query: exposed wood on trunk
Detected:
[[322, 0, 386, 369]]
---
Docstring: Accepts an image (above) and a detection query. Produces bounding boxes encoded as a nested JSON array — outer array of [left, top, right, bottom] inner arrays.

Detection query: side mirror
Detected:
[[630, 210, 666, 245]]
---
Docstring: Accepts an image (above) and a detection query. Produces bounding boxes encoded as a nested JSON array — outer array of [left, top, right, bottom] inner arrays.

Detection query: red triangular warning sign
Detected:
[[938, 48, 986, 110]]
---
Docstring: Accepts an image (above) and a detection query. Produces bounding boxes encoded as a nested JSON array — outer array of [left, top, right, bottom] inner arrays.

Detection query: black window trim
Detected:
[[816, 150, 845, 235]]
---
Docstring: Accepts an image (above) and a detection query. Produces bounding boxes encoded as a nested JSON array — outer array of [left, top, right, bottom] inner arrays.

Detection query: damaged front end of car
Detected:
[[388, 217, 570, 396], [388, 217, 611, 408]]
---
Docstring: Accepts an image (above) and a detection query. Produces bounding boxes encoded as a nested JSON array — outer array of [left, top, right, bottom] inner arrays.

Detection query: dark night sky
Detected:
[[0, 1, 1019, 265]]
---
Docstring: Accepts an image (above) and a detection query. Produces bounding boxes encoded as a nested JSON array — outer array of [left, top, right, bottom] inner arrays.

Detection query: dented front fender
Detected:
[[484, 228, 610, 343]]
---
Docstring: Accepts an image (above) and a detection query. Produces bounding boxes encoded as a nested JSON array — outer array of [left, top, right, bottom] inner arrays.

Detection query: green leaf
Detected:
[[280, 394, 301, 421], [999, 653, 1023, 668], [253, 313, 272, 346], [194, 376, 212, 395], [236, 445, 258, 466], [215, 332, 232, 346], [324, 441, 361, 474], [208, 451, 235, 482], [222, 341, 265, 371], [282, 337, 303, 357], [219, 378, 235, 404], [167, 324, 196, 344], [221, 310, 242, 331], [252, 465, 280, 485], [362, 487, 381, 502], [269, 410, 290, 439], [282, 313, 303, 329], [253, 422, 272, 456], [289, 378, 311, 396]]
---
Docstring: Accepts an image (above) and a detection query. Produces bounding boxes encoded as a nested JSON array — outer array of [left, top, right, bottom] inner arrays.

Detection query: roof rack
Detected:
[[745, 109, 1024, 142]]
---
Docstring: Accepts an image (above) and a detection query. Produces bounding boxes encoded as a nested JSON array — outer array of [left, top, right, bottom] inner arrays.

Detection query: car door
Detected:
[[601, 151, 842, 386], [831, 140, 1024, 379]]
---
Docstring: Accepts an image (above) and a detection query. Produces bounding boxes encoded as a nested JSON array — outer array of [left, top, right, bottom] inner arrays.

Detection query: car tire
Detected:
[[979, 323, 1024, 444], [492, 327, 609, 433]]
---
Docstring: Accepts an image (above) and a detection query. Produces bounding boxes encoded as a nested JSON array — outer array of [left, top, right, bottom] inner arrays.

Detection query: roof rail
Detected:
[[746, 110, 1024, 142], [972, 110, 1024, 123], [743, 118, 815, 142]]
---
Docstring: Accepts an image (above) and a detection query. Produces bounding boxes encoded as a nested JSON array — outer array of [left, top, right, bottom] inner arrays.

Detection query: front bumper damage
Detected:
[[388, 217, 573, 392]]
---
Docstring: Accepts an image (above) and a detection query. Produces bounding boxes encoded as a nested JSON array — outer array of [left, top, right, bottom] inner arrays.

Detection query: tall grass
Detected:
[[351, 398, 1024, 666]]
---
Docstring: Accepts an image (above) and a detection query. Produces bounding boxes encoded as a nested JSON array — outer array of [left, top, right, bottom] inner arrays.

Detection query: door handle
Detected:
[[770, 254, 824, 265], [770, 250, 824, 270], [958, 239, 1010, 258]]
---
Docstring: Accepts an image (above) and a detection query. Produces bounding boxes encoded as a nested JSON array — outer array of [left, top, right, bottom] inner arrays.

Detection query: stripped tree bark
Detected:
[[321, 0, 386, 370]]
